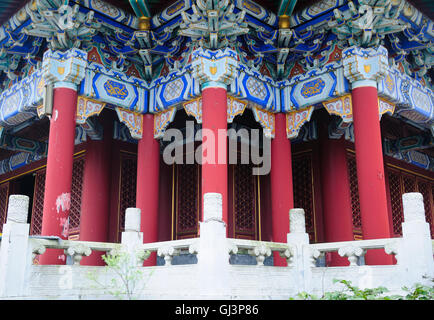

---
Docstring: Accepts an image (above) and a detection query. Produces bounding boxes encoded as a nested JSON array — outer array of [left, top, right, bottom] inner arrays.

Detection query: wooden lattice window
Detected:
[[118, 152, 137, 236], [0, 182, 9, 233], [417, 179, 433, 236], [175, 164, 200, 239], [292, 152, 315, 241], [233, 163, 258, 240], [386, 165, 434, 238], [402, 173, 416, 193], [347, 153, 362, 238], [388, 169, 404, 236], [31, 170, 46, 235], [29, 156, 85, 237], [68, 156, 85, 237]]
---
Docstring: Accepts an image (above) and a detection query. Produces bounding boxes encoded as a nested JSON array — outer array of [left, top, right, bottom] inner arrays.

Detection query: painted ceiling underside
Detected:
[[0, 0, 432, 110], [0, 1, 432, 79], [1, 0, 433, 24], [0, 0, 431, 168]]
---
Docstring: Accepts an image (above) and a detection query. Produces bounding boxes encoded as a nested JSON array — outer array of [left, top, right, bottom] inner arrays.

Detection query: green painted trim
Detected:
[[128, 0, 151, 17], [278, 0, 298, 16]]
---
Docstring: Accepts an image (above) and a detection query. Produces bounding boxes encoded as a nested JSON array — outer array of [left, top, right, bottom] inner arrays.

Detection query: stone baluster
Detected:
[[309, 248, 323, 267], [279, 246, 295, 267], [228, 242, 238, 256], [189, 242, 199, 255], [338, 245, 365, 266], [64, 244, 92, 265], [32, 245, 46, 261], [384, 241, 399, 264], [248, 244, 271, 266], [157, 246, 180, 266]]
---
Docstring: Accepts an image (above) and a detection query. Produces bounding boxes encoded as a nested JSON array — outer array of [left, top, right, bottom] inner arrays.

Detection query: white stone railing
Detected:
[[227, 238, 292, 266], [309, 238, 398, 266], [30, 237, 199, 267], [0, 192, 433, 299], [28, 208, 199, 267], [144, 238, 199, 266], [29, 237, 122, 265]]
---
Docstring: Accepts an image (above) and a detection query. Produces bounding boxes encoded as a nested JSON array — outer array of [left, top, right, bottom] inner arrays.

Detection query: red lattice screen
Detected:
[[417, 179, 433, 236], [30, 170, 46, 235], [233, 164, 257, 240], [29, 156, 85, 237], [292, 152, 315, 241], [386, 166, 434, 238], [402, 173, 416, 193], [68, 156, 85, 238], [346, 153, 362, 238], [175, 164, 200, 239], [0, 182, 9, 233], [118, 152, 137, 236], [388, 169, 404, 236]]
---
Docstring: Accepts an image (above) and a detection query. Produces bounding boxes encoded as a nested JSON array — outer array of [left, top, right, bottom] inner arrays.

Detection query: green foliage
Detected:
[[87, 249, 153, 300], [402, 280, 434, 300], [291, 277, 434, 300]]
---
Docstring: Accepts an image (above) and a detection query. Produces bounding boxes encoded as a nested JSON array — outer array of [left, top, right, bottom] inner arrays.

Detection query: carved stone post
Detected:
[[197, 193, 230, 298], [286, 208, 313, 293], [399, 193, 434, 285], [0, 195, 31, 297], [121, 208, 149, 266]]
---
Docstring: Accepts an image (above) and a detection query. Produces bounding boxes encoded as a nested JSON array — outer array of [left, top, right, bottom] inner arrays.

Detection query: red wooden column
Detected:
[[191, 48, 238, 229], [343, 46, 393, 265], [319, 120, 354, 266], [39, 49, 87, 265], [136, 114, 160, 266], [201, 85, 228, 225], [79, 111, 113, 266], [271, 113, 293, 266]]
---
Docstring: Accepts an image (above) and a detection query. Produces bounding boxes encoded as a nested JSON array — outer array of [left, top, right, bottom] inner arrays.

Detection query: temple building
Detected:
[[0, 0, 432, 269]]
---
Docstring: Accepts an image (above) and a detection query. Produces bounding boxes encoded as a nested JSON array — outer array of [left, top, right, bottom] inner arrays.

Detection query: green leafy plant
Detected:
[[87, 249, 153, 300], [402, 278, 434, 300], [291, 277, 434, 300]]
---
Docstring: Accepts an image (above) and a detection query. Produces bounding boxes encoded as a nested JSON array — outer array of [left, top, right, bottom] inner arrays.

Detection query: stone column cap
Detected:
[[124, 207, 141, 232], [203, 192, 223, 222], [6, 195, 29, 224], [289, 208, 306, 234], [402, 192, 426, 223]]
